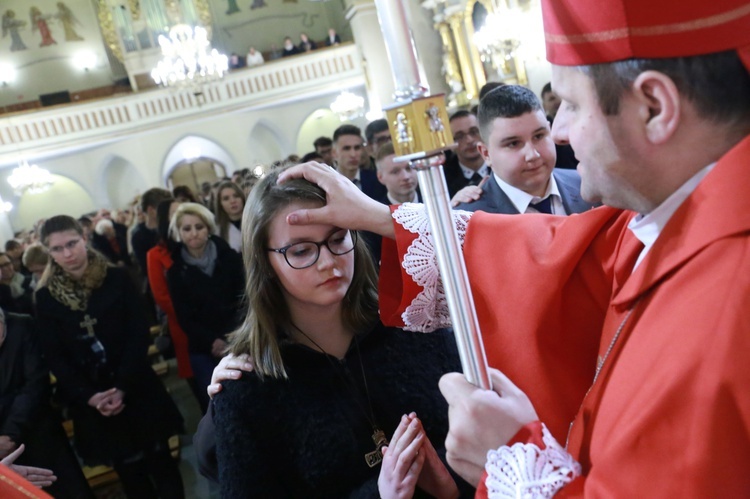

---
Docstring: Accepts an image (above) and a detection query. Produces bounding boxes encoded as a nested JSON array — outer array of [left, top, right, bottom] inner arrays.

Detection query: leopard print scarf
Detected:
[[42, 249, 110, 311]]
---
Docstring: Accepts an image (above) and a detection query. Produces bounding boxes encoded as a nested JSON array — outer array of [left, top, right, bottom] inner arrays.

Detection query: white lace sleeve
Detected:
[[391, 202, 473, 332], [485, 424, 582, 498]]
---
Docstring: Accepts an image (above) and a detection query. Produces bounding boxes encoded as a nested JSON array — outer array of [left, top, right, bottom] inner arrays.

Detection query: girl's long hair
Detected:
[[227, 167, 379, 379], [213, 181, 246, 242]]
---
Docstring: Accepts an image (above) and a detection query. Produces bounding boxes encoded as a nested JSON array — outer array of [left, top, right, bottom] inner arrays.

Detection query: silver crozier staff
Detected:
[[384, 98, 492, 391], [371, 0, 490, 389]]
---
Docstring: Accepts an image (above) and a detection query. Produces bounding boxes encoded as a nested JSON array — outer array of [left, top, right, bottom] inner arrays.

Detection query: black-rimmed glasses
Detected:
[[267, 229, 357, 269]]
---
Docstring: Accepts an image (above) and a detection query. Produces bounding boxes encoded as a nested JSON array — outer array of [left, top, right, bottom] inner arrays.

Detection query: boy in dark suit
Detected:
[[454, 85, 596, 215]]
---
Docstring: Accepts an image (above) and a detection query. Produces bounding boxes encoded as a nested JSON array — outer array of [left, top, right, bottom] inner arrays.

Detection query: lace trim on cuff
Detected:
[[391, 203, 473, 332], [485, 424, 581, 499]]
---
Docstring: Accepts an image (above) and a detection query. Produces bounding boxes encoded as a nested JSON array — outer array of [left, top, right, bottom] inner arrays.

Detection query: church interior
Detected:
[[0, 0, 553, 497]]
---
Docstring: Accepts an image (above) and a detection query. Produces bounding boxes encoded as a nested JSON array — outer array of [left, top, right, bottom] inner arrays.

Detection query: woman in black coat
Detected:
[[35, 216, 184, 499], [166, 203, 244, 412]]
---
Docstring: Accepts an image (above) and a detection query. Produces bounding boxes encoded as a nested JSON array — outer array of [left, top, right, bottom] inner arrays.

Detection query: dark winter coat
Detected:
[[0, 313, 50, 443], [167, 236, 245, 355], [35, 267, 183, 464]]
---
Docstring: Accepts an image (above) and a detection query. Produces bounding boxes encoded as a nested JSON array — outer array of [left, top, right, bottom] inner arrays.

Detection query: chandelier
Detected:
[[474, 13, 520, 65], [151, 25, 229, 89], [330, 91, 365, 121], [473, 7, 545, 74], [8, 160, 55, 195]]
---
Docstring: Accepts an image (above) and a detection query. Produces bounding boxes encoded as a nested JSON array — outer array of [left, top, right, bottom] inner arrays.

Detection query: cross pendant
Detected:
[[79, 314, 98, 337], [364, 428, 389, 468]]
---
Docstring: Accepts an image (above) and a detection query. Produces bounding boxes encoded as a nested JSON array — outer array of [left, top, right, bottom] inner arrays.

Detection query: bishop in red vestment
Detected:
[[277, 0, 750, 495]]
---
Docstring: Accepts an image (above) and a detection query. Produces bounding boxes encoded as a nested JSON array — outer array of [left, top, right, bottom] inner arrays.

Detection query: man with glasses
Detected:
[[364, 119, 393, 166], [443, 110, 490, 198]]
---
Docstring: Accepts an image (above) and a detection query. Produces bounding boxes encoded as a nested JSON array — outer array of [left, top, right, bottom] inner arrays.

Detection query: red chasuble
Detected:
[[379, 134, 750, 495], [0, 466, 52, 499]]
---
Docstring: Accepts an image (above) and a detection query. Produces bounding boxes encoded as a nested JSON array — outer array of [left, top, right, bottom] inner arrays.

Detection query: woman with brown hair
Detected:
[[207, 167, 465, 498], [212, 181, 245, 253]]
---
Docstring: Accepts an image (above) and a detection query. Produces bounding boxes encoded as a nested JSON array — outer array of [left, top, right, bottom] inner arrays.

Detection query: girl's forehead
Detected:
[[267, 202, 332, 239]]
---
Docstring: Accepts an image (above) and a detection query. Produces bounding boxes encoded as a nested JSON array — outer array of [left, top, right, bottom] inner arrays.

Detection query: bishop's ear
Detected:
[[631, 70, 681, 145]]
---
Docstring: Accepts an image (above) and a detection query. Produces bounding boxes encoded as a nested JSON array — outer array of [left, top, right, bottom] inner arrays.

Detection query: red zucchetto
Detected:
[[541, 0, 750, 69]]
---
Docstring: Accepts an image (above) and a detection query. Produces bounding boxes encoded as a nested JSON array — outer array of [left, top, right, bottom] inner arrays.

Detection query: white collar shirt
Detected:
[[493, 172, 567, 215], [459, 162, 491, 180], [629, 162, 715, 271]]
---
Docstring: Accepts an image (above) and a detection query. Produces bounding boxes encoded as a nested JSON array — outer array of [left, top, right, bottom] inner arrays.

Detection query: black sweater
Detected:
[[213, 324, 469, 498]]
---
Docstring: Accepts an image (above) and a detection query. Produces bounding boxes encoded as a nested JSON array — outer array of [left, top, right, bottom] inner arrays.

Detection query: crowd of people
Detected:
[[228, 28, 343, 69], [1, 1, 749, 496], [0, 78, 582, 498]]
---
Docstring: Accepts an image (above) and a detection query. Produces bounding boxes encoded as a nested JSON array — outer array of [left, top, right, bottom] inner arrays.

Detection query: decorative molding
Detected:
[[222, 12, 320, 37], [0, 45, 364, 164]]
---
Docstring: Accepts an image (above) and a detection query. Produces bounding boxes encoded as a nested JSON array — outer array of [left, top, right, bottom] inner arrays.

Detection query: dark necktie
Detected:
[[530, 197, 552, 214], [352, 178, 362, 190], [469, 172, 483, 185]]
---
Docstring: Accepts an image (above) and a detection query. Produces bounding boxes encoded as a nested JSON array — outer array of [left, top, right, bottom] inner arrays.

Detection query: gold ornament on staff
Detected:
[[384, 95, 492, 390]]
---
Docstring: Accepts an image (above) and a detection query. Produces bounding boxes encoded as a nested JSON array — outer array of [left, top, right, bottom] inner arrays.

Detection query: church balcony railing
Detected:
[[0, 44, 364, 163]]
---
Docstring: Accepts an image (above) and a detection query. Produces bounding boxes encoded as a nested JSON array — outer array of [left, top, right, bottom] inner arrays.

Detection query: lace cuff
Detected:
[[391, 203, 473, 332], [485, 424, 581, 498]]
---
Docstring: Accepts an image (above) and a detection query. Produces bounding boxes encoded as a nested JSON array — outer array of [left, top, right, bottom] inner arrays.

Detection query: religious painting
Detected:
[[30, 6, 58, 47], [2, 0, 88, 53], [56, 2, 85, 41], [2, 10, 28, 51], [227, 0, 241, 15]]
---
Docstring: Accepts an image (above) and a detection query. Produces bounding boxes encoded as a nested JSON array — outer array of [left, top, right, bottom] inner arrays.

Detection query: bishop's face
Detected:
[[551, 65, 650, 212]]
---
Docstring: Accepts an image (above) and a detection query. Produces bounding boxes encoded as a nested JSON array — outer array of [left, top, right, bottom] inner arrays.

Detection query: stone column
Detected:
[[371, 0, 430, 100], [447, 12, 479, 101], [345, 0, 397, 115]]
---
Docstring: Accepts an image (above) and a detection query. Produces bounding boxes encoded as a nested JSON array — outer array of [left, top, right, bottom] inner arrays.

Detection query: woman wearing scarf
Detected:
[[35, 216, 184, 499], [166, 203, 244, 413]]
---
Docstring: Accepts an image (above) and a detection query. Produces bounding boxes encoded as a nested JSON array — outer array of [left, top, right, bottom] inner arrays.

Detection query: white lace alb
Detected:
[[485, 424, 581, 498], [391, 203, 473, 332]]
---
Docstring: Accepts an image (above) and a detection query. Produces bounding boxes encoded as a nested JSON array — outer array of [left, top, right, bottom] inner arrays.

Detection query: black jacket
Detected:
[[35, 267, 183, 463], [0, 313, 49, 443], [167, 236, 245, 355], [130, 222, 158, 277], [442, 151, 484, 198]]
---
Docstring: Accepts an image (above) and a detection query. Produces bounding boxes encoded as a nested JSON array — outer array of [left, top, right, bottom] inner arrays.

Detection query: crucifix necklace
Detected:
[[290, 322, 388, 468], [79, 314, 98, 337]]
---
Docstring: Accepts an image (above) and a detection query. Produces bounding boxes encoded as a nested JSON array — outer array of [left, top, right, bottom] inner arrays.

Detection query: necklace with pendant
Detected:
[[290, 322, 389, 468]]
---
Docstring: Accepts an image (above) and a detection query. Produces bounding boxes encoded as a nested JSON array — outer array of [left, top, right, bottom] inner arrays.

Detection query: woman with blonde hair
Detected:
[[207, 167, 465, 497], [213, 181, 245, 253], [166, 203, 244, 412]]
